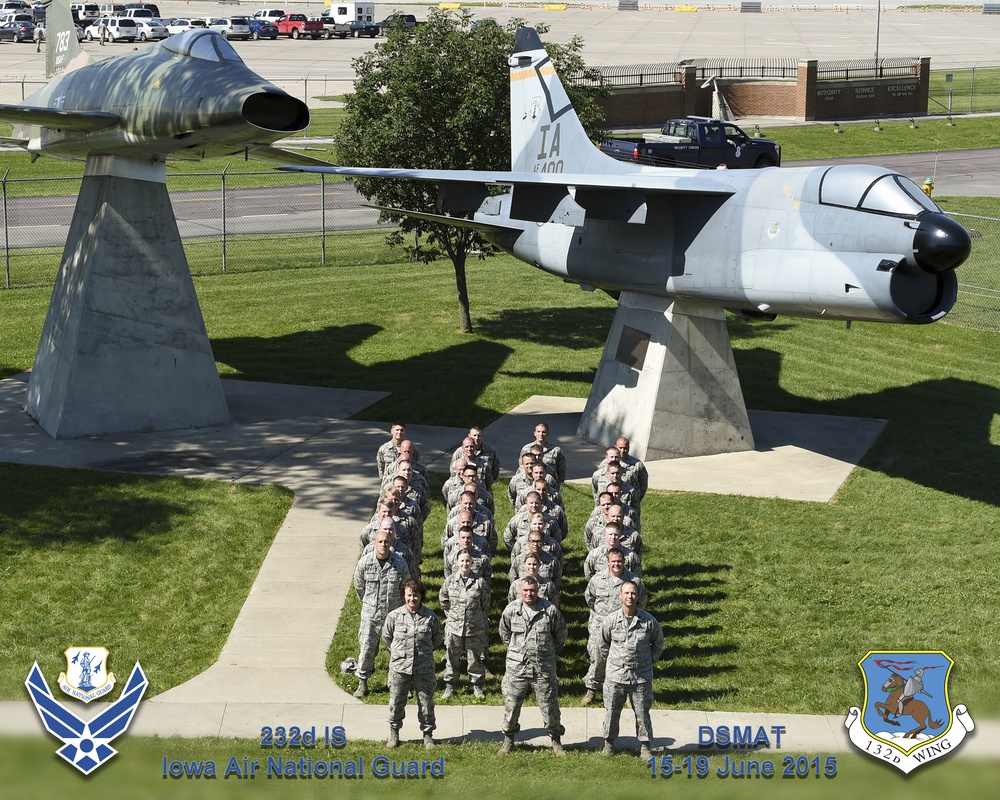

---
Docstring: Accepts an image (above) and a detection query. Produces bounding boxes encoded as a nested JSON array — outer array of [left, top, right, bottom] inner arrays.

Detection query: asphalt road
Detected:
[[787, 148, 1000, 197], [5, 182, 384, 248]]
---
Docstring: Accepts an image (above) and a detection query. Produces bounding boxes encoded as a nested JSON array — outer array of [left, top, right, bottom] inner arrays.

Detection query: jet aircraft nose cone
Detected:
[[912, 211, 971, 274]]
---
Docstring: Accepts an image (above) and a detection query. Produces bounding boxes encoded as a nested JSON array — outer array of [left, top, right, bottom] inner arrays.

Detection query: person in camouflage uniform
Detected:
[[600, 581, 664, 759], [498, 576, 568, 756], [581, 548, 648, 705], [381, 578, 444, 749], [439, 549, 490, 699], [353, 527, 410, 698]]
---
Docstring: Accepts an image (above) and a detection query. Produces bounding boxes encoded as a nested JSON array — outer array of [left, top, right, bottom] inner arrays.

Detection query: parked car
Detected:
[[273, 13, 321, 39], [208, 16, 250, 40], [164, 17, 206, 36], [98, 3, 125, 15], [0, 11, 33, 25], [378, 13, 418, 34], [133, 17, 166, 40], [123, 2, 158, 15], [247, 17, 277, 39], [347, 19, 378, 37], [252, 9, 285, 21], [37, 21, 86, 41], [85, 16, 137, 41], [0, 18, 35, 41]]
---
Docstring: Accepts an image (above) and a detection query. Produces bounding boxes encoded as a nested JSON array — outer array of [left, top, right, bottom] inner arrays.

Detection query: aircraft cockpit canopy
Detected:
[[162, 29, 243, 64], [819, 164, 939, 218]]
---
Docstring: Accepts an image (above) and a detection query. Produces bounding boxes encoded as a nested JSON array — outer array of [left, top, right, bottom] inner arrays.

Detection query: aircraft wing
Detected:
[[279, 165, 734, 197], [0, 104, 120, 132], [367, 204, 526, 235], [245, 145, 334, 168]]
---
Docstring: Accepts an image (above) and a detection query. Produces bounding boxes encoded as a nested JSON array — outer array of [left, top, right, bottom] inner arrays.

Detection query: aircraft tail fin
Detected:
[[44, 0, 91, 80], [509, 27, 635, 176]]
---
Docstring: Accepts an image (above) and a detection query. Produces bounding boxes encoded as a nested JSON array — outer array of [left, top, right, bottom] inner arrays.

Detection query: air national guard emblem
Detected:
[[25, 651, 148, 775], [845, 651, 975, 773], [58, 647, 115, 702]]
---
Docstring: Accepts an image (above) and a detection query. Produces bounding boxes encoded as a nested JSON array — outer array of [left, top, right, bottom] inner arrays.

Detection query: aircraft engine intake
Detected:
[[242, 93, 310, 134]]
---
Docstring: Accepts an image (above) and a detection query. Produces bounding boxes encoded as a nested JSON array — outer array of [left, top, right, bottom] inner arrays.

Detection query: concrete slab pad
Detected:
[[505, 396, 886, 502]]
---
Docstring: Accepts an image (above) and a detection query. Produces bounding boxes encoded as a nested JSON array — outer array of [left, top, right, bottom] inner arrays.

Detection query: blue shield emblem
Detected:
[[846, 650, 975, 773]]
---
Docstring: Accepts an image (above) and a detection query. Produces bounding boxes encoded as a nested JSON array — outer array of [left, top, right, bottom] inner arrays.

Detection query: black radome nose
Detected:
[[912, 212, 971, 274]]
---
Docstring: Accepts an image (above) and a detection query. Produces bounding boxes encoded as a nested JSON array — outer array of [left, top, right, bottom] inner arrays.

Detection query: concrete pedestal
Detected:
[[24, 155, 230, 438], [579, 292, 754, 460]]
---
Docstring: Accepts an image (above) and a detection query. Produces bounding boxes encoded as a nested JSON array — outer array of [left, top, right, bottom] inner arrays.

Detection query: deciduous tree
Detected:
[[335, 10, 604, 332]]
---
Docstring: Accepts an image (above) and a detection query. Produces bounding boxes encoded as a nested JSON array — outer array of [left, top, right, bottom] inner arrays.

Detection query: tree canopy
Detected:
[[335, 10, 605, 332]]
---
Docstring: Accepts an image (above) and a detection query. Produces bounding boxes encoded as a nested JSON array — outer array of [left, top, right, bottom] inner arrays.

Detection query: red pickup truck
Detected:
[[274, 13, 322, 38]]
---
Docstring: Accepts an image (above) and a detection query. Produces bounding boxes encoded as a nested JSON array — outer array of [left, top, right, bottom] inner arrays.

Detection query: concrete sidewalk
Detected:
[[2, 374, 996, 757]]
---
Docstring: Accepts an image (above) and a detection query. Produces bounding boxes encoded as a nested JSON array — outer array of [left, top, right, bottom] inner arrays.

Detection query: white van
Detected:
[[86, 16, 137, 41]]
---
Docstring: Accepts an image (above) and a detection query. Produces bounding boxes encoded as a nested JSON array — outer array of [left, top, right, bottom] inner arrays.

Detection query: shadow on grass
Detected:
[[475, 306, 616, 349], [737, 347, 1000, 506], [210, 325, 516, 426], [0, 463, 185, 557]]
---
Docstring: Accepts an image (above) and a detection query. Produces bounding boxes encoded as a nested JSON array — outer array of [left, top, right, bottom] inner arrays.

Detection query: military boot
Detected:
[[424, 734, 435, 749], [498, 735, 515, 755], [581, 690, 596, 706], [387, 730, 399, 750], [353, 678, 368, 698], [551, 736, 566, 756], [441, 684, 455, 700], [602, 740, 615, 756], [640, 743, 653, 761]]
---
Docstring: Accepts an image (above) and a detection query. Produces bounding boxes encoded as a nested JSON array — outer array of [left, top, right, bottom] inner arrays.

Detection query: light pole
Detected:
[[874, 0, 881, 75]]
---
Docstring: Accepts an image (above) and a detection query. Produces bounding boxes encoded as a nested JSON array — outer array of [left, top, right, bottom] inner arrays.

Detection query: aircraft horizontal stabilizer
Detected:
[[245, 146, 334, 168], [0, 104, 119, 132], [0, 136, 29, 149], [367, 205, 525, 235]]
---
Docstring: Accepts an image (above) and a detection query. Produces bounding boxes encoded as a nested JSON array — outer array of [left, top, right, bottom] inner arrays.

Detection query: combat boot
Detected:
[[581, 690, 596, 706], [640, 743, 653, 761], [424, 734, 435, 749], [441, 684, 455, 700], [387, 730, 399, 750], [473, 684, 486, 699], [550, 736, 566, 756], [498, 735, 515, 755], [602, 740, 615, 756], [353, 678, 368, 698]]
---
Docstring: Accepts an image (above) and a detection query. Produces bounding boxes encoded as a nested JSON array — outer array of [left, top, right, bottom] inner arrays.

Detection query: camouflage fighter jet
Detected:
[[0, 0, 322, 165]]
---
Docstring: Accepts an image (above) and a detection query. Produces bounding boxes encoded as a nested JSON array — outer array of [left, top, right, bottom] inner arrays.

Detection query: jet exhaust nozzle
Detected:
[[911, 211, 971, 275], [242, 92, 310, 134]]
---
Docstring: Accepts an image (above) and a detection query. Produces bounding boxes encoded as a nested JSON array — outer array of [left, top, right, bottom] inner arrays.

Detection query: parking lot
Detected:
[[1, 3, 1000, 102]]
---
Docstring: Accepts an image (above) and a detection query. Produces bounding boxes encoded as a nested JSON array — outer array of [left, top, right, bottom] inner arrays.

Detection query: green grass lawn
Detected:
[[0, 464, 293, 698], [2, 736, 997, 800], [3, 254, 999, 720]]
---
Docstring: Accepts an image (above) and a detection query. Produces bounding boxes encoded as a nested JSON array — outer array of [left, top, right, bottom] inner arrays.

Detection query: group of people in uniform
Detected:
[[351, 421, 665, 757]]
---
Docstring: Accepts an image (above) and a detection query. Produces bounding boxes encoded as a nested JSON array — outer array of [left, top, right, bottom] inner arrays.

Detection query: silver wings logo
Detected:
[[25, 659, 148, 775]]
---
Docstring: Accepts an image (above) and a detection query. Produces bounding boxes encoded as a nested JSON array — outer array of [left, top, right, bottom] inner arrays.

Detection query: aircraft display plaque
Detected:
[[616, 325, 651, 371]]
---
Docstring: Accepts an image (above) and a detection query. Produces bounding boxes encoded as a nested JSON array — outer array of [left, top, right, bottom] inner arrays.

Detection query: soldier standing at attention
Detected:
[[352, 528, 410, 698], [376, 422, 407, 481], [381, 579, 445, 749], [600, 581, 665, 759], [439, 549, 490, 700], [498, 576, 568, 756]]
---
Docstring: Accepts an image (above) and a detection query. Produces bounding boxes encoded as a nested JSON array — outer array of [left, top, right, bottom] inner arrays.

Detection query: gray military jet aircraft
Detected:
[[0, 0, 319, 165], [285, 27, 970, 324]]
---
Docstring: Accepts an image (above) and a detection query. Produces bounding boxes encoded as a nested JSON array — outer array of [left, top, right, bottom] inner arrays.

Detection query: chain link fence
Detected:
[[0, 170, 404, 290], [1, 170, 998, 331]]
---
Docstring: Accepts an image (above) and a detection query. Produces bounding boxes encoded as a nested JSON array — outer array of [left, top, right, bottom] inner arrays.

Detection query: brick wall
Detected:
[[595, 58, 930, 127]]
